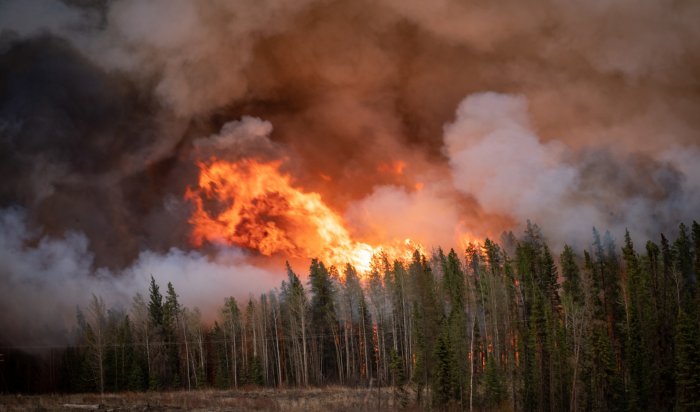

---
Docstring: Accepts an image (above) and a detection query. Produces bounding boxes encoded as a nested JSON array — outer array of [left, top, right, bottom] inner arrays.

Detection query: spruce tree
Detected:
[[163, 282, 181, 388], [441, 248, 468, 403], [432, 320, 453, 408], [675, 223, 695, 307], [561, 245, 583, 305], [483, 355, 506, 408], [409, 250, 440, 404], [148, 276, 163, 327], [692, 221, 700, 279], [308, 259, 339, 383], [390, 350, 408, 408], [622, 230, 652, 409], [675, 309, 700, 410], [147, 277, 164, 390]]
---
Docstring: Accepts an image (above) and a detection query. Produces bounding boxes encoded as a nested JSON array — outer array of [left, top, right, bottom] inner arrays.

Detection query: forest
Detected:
[[2, 221, 700, 412]]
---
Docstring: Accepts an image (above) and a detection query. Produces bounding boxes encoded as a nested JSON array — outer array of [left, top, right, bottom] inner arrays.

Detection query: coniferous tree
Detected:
[[675, 309, 700, 411], [432, 319, 453, 408], [675, 223, 700, 410], [561, 244, 586, 411], [410, 250, 440, 405], [308, 259, 339, 384], [211, 322, 230, 389], [656, 234, 679, 409], [163, 282, 181, 388], [45, 217, 700, 410], [147, 276, 165, 390], [148, 276, 163, 328], [390, 349, 408, 408], [281, 262, 310, 386], [561, 245, 584, 305], [78, 294, 108, 395], [483, 355, 507, 409], [692, 221, 700, 279], [590, 229, 626, 410], [675, 224, 695, 307], [440, 248, 468, 404], [622, 230, 654, 409], [221, 296, 241, 387]]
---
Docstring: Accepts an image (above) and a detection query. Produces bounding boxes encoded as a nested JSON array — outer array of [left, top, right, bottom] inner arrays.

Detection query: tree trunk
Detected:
[[469, 313, 475, 412], [300, 303, 309, 386], [181, 316, 191, 390], [272, 302, 283, 387]]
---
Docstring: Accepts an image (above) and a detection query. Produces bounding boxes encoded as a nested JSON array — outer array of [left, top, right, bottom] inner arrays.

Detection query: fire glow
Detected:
[[185, 158, 420, 272]]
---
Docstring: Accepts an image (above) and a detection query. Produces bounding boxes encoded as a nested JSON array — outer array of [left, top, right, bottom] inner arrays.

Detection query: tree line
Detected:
[[3, 221, 700, 411]]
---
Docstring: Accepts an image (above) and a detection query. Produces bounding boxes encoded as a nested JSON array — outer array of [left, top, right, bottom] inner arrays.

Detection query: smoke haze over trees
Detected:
[[3, 223, 700, 411]]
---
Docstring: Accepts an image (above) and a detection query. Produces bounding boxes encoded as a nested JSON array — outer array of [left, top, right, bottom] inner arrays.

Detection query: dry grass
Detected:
[[0, 386, 421, 411]]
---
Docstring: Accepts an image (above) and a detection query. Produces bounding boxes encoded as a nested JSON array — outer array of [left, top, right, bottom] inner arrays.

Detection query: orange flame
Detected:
[[458, 232, 481, 251], [377, 160, 406, 175], [185, 158, 419, 272]]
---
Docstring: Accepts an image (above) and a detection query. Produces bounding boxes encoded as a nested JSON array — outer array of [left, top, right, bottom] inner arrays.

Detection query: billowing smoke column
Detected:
[[443, 93, 700, 250], [1, 0, 700, 346]]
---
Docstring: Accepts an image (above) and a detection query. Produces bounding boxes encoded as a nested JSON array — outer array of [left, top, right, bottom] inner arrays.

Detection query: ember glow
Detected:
[[185, 158, 420, 272]]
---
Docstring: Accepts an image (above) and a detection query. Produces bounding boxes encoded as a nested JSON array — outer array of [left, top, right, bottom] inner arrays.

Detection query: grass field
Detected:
[[0, 386, 422, 411]]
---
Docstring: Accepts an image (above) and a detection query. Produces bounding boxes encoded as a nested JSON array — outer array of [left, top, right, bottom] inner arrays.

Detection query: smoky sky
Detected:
[[1, 0, 700, 345]]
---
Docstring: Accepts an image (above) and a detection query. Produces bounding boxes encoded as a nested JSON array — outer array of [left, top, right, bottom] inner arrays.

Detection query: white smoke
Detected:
[[444, 93, 578, 218], [345, 183, 462, 249], [347, 92, 700, 252], [444, 92, 700, 248], [193, 116, 277, 158], [0, 208, 279, 349]]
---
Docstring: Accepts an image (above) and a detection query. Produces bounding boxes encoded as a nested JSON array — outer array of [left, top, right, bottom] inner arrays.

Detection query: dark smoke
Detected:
[[0, 34, 195, 267]]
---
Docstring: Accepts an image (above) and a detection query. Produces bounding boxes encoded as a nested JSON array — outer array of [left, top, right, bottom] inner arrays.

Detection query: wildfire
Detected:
[[377, 160, 406, 175], [458, 232, 481, 251], [185, 158, 420, 272]]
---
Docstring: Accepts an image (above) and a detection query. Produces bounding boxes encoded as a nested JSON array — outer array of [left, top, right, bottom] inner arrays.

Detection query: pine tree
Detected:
[[483, 355, 506, 408], [52, 218, 700, 405], [247, 356, 264, 386], [281, 262, 309, 386], [441, 248, 468, 404], [561, 245, 583, 305], [163, 282, 181, 388], [147, 277, 165, 390], [541, 244, 561, 311], [79, 294, 108, 395], [692, 221, 700, 280], [409, 250, 440, 404], [308, 259, 339, 384], [622, 230, 653, 409], [675, 309, 700, 410], [645, 239, 675, 410], [675, 223, 695, 307], [127, 357, 146, 391], [390, 349, 408, 408], [148, 276, 163, 327], [432, 320, 453, 408]]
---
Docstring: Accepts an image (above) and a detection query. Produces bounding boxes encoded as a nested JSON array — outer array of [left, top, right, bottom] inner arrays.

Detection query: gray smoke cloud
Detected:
[[0, 207, 278, 349], [443, 92, 700, 249], [1, 0, 699, 345], [192, 116, 281, 162], [346, 92, 700, 251]]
